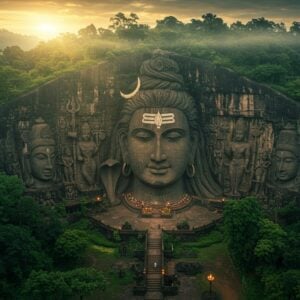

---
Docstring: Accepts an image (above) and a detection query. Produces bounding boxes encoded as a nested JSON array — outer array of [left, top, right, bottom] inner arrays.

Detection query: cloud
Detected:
[[0, 0, 298, 36]]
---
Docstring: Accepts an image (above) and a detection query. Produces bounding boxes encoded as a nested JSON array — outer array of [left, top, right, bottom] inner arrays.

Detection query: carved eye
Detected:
[[133, 130, 153, 141], [34, 153, 47, 159], [165, 131, 184, 141], [284, 158, 295, 163]]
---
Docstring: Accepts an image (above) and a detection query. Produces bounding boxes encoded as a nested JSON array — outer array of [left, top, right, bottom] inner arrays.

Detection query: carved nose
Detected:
[[278, 160, 284, 171], [151, 139, 167, 162], [46, 156, 54, 169]]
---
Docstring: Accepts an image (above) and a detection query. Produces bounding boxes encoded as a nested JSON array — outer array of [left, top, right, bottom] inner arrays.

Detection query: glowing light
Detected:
[[37, 22, 59, 38], [207, 273, 215, 282]]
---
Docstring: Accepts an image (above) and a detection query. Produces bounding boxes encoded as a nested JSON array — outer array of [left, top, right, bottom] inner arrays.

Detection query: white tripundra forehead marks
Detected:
[[142, 111, 175, 129]]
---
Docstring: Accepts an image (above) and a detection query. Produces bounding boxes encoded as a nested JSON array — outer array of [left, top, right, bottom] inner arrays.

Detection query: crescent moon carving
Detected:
[[120, 77, 141, 100]]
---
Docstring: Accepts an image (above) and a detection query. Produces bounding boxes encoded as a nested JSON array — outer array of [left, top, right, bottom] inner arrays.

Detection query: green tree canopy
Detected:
[[54, 229, 88, 263], [22, 268, 106, 300], [223, 197, 262, 272], [156, 16, 184, 30], [0, 224, 50, 293]]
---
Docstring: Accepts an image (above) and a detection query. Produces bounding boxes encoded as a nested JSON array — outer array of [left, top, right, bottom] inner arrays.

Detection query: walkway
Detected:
[[145, 228, 163, 300]]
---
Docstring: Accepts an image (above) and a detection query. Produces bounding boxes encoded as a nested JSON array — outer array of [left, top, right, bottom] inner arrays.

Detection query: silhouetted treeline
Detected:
[[81, 13, 300, 40], [0, 12, 299, 105]]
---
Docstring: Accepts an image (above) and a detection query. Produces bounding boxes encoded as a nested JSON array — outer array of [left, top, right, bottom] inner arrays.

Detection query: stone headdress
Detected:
[[28, 117, 55, 152], [276, 124, 299, 157]]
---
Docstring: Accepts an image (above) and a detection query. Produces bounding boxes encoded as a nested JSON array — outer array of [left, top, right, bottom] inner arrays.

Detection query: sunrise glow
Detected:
[[37, 23, 59, 38]]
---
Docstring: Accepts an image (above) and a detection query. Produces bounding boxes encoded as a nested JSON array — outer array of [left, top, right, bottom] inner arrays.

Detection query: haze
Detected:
[[0, 0, 299, 39]]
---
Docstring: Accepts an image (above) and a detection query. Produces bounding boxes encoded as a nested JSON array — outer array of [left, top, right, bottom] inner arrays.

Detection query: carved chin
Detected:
[[276, 172, 296, 182]]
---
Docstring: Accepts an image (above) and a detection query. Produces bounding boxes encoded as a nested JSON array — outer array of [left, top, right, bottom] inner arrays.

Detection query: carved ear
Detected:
[[119, 132, 128, 162]]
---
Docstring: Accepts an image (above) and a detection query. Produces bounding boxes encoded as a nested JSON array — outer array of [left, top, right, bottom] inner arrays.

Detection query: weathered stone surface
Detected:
[[0, 51, 299, 208]]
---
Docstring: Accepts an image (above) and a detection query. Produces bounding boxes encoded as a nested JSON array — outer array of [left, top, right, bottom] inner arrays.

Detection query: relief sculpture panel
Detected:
[[0, 50, 299, 209]]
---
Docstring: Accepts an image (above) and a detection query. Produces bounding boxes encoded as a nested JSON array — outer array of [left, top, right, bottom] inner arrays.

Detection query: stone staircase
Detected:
[[145, 229, 163, 300]]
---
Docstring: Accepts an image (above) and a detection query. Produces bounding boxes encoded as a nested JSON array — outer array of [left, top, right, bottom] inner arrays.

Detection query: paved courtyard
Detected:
[[91, 203, 222, 231]]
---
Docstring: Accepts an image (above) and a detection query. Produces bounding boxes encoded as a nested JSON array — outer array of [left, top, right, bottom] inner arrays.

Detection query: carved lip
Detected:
[[148, 167, 169, 175], [277, 172, 290, 179], [42, 171, 53, 177]]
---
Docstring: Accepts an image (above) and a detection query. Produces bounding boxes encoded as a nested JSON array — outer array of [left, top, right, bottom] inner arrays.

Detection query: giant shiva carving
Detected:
[[0, 50, 299, 212], [100, 51, 221, 216]]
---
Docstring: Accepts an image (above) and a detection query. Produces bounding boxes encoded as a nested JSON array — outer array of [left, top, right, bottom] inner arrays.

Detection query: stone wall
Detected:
[[0, 52, 299, 208]]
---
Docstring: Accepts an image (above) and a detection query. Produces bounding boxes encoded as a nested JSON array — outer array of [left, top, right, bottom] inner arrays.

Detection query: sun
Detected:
[[37, 23, 59, 38]]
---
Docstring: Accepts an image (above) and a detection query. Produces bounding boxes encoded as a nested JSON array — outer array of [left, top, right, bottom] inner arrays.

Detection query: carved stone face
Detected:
[[30, 145, 55, 181], [81, 123, 91, 140], [275, 150, 298, 182], [122, 107, 195, 188], [234, 129, 245, 142]]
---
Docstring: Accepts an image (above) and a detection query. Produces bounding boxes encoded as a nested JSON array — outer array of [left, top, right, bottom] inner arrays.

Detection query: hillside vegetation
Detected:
[[0, 13, 299, 104]]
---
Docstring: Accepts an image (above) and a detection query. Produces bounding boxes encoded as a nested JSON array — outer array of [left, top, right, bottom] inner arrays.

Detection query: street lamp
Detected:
[[207, 273, 215, 296]]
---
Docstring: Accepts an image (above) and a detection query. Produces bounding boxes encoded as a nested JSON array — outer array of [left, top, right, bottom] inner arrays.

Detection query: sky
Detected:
[[0, 0, 299, 39]]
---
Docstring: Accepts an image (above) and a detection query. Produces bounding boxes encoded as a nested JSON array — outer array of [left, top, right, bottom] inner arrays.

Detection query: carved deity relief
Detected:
[[76, 122, 99, 191], [224, 118, 251, 197], [253, 151, 271, 196], [23, 117, 58, 190], [61, 147, 74, 183], [270, 124, 300, 192]]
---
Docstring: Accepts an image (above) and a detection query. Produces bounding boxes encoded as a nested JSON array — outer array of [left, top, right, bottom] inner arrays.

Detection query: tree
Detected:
[[254, 219, 287, 268], [2, 45, 30, 69], [230, 21, 247, 32], [54, 229, 88, 263], [261, 270, 300, 300], [223, 197, 262, 272], [0, 224, 50, 297], [248, 64, 288, 84], [0, 173, 64, 250], [156, 16, 184, 30], [65, 268, 106, 300], [290, 21, 300, 35], [109, 12, 139, 30], [186, 18, 203, 31], [22, 268, 106, 300], [201, 13, 228, 32], [246, 17, 277, 32], [109, 12, 149, 40], [98, 27, 114, 39], [78, 24, 98, 38], [22, 270, 71, 300]]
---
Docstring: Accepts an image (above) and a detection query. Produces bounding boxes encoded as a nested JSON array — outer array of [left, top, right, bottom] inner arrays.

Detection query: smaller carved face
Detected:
[[121, 108, 196, 188], [234, 129, 245, 142], [81, 123, 91, 140], [275, 150, 298, 182], [30, 146, 55, 181]]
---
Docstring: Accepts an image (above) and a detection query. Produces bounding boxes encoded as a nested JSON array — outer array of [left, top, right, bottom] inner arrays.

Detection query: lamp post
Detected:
[[207, 273, 215, 297]]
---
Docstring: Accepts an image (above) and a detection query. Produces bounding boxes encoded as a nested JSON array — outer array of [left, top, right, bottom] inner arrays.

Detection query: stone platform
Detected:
[[91, 203, 222, 231]]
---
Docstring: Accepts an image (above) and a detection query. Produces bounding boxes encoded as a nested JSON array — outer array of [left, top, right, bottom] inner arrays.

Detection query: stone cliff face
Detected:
[[0, 52, 299, 209]]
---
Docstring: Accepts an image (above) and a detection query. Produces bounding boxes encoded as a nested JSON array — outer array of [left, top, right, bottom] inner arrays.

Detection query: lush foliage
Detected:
[[0, 173, 112, 299], [54, 229, 88, 263], [224, 197, 262, 272], [22, 268, 106, 300], [0, 13, 299, 105], [224, 197, 300, 299]]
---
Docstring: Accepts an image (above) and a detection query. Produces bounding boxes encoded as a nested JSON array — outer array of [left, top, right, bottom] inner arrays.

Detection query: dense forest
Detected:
[[0, 12, 300, 104]]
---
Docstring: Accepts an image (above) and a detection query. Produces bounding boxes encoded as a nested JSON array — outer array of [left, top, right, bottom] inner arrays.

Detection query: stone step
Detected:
[[147, 280, 161, 284], [144, 291, 163, 300], [148, 242, 161, 247]]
